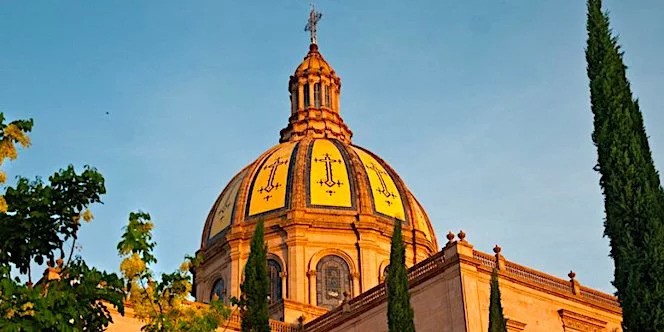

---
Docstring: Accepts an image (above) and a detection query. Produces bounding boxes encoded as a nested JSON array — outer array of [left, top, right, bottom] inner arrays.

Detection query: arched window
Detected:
[[211, 278, 225, 301], [382, 264, 390, 282], [303, 83, 310, 107], [313, 83, 321, 107], [324, 85, 331, 107], [316, 255, 352, 309], [267, 259, 283, 304]]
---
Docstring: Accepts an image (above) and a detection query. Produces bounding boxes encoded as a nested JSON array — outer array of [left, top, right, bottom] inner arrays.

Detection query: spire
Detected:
[[304, 4, 322, 45], [280, 9, 352, 144]]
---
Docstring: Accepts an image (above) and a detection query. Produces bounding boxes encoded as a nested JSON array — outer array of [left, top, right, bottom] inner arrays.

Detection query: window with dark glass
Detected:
[[316, 255, 352, 310], [303, 83, 310, 106], [211, 278, 225, 301], [314, 83, 321, 107], [324, 85, 331, 107], [267, 259, 283, 304]]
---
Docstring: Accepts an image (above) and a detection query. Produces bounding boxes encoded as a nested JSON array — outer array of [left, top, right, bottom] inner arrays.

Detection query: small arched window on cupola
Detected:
[[292, 89, 299, 112], [211, 278, 226, 302], [324, 85, 331, 107], [314, 82, 322, 107], [303, 83, 310, 107]]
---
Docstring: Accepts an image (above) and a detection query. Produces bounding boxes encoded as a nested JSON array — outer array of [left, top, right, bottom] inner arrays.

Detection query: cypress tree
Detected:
[[488, 269, 507, 332], [386, 219, 415, 332], [586, 1, 664, 330], [240, 219, 270, 332]]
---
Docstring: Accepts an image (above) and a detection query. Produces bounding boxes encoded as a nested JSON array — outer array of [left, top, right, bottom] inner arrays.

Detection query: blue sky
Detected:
[[1, 1, 663, 292]]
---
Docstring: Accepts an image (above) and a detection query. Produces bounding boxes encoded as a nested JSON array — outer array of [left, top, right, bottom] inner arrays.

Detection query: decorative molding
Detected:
[[558, 309, 608, 332], [505, 317, 527, 331], [472, 249, 621, 314]]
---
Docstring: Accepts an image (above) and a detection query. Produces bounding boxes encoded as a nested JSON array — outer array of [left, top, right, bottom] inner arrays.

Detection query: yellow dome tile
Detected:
[[247, 142, 298, 216], [208, 169, 247, 240], [351, 146, 406, 221], [308, 139, 353, 208]]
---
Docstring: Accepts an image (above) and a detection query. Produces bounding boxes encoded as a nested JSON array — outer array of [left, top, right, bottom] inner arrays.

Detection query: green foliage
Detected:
[[117, 211, 230, 332], [239, 219, 270, 332], [0, 259, 125, 331], [488, 269, 507, 332], [0, 113, 33, 134], [0, 112, 124, 331], [386, 220, 415, 332], [0, 165, 105, 274], [586, 1, 664, 330], [118, 211, 158, 268]]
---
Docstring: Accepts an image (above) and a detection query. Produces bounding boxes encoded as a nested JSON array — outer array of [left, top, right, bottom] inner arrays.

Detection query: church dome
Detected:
[[195, 22, 438, 318], [201, 43, 437, 251], [201, 137, 437, 249]]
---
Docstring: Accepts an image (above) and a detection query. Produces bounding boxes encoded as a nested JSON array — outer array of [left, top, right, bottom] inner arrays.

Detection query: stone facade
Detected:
[[303, 233, 622, 332], [107, 232, 622, 331]]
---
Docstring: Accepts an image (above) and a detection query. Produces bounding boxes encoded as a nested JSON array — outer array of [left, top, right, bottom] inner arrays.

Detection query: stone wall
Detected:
[[304, 232, 622, 332]]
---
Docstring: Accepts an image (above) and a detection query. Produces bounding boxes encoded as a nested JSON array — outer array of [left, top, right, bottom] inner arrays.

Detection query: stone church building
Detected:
[[109, 11, 623, 332]]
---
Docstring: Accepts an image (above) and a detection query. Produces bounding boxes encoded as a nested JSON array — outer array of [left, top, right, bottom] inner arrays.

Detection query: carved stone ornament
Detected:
[[558, 309, 607, 332], [505, 317, 527, 331]]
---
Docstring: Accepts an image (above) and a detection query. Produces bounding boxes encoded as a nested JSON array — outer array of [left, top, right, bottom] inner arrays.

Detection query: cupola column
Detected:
[[333, 85, 340, 113], [297, 83, 304, 110]]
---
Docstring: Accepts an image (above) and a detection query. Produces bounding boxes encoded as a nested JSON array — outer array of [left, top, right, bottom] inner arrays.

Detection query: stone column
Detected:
[[285, 224, 308, 303], [351, 272, 361, 297], [334, 85, 340, 112], [307, 270, 317, 305], [297, 83, 304, 110], [280, 271, 288, 299]]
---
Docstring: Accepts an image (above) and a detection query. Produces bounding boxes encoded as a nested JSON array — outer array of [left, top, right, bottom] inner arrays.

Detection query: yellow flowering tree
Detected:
[[118, 211, 230, 332], [0, 113, 125, 330], [0, 114, 32, 212]]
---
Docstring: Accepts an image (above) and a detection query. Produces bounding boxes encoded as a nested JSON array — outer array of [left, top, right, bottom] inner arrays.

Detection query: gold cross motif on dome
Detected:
[[259, 157, 288, 201], [367, 163, 398, 204], [314, 153, 343, 196], [218, 199, 231, 222]]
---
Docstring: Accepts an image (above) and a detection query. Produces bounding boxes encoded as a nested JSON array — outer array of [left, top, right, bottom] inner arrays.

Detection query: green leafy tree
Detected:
[[117, 211, 230, 332], [488, 269, 507, 332], [238, 219, 270, 332], [386, 220, 415, 332], [0, 113, 125, 331], [586, 1, 664, 330]]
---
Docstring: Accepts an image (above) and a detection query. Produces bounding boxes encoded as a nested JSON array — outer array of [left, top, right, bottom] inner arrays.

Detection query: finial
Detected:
[[446, 231, 455, 245], [304, 3, 323, 45], [457, 230, 466, 242], [493, 245, 502, 254]]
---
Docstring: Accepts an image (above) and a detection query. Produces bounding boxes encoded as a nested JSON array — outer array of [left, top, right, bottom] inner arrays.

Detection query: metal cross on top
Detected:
[[305, 4, 323, 45]]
